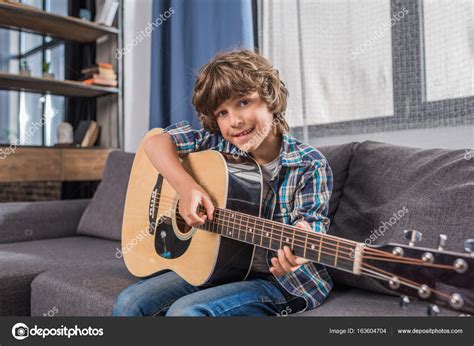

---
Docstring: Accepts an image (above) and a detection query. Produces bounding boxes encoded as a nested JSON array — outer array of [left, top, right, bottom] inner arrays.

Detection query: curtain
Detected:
[[149, 0, 254, 129], [258, 0, 394, 133]]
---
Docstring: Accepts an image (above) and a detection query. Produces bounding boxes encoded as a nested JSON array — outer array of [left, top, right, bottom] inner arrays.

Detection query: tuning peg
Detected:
[[404, 229, 423, 246], [427, 304, 440, 316], [464, 239, 474, 257], [399, 295, 410, 308], [437, 234, 447, 251]]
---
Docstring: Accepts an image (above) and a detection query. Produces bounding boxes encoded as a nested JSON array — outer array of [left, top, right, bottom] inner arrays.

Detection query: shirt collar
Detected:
[[279, 132, 304, 167], [227, 132, 304, 167]]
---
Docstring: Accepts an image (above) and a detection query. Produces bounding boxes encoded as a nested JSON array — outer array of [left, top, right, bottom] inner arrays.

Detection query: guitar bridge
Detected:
[[353, 243, 365, 275]]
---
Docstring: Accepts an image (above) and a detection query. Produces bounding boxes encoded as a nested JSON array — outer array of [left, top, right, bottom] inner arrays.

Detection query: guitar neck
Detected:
[[196, 207, 364, 274]]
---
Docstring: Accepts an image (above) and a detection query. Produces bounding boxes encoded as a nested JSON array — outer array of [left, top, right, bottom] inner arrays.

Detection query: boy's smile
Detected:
[[214, 91, 282, 165]]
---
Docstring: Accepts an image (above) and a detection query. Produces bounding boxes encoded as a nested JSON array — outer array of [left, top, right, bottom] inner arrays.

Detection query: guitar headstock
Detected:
[[361, 231, 474, 315]]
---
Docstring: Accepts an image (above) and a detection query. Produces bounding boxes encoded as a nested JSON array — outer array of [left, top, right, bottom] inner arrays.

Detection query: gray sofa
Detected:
[[1, 141, 472, 316]]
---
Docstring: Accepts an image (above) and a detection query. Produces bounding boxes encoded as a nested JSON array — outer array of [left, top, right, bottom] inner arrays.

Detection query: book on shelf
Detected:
[[82, 77, 117, 87], [81, 62, 117, 87], [74, 120, 99, 147], [82, 69, 117, 80], [95, 0, 119, 27], [80, 62, 112, 71]]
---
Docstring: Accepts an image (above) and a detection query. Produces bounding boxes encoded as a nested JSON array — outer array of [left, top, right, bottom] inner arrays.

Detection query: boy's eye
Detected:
[[217, 111, 227, 117], [239, 99, 250, 107]]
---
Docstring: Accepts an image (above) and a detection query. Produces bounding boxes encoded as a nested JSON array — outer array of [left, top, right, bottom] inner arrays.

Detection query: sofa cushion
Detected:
[[77, 151, 135, 241], [327, 141, 474, 294], [0, 236, 123, 315], [316, 142, 358, 220], [298, 284, 459, 316], [0, 199, 90, 244], [0, 252, 46, 316], [31, 264, 136, 317]]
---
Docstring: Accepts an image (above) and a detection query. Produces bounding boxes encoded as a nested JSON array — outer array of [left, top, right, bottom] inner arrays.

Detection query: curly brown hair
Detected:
[[192, 49, 289, 134]]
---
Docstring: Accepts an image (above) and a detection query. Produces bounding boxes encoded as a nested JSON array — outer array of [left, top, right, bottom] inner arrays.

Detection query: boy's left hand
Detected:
[[270, 221, 312, 276]]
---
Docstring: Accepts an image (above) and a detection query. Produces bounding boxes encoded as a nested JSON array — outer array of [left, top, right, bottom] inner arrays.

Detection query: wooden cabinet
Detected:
[[0, 147, 115, 182]]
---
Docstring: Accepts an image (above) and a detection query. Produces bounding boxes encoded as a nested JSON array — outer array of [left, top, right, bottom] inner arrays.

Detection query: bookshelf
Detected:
[[0, 72, 118, 97], [0, 1, 118, 43], [0, 1, 123, 193], [0, 0, 123, 149]]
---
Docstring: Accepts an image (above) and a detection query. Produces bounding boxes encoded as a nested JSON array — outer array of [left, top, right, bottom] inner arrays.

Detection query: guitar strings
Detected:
[[213, 207, 458, 269], [362, 263, 452, 299], [151, 193, 457, 270], [153, 193, 358, 261], [362, 256, 453, 270], [154, 193, 455, 267], [177, 211, 356, 266], [211, 208, 457, 270], [153, 191, 360, 248], [153, 192, 419, 260]]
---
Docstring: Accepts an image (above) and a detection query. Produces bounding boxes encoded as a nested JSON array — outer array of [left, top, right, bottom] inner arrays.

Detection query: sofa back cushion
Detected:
[[77, 151, 135, 241], [327, 141, 474, 294], [316, 142, 358, 220]]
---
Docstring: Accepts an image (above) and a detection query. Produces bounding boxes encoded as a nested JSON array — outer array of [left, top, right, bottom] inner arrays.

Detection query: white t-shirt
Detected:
[[251, 155, 280, 273]]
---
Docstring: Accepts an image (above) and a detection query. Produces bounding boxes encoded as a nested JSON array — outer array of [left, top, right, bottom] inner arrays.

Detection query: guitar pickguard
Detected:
[[149, 174, 191, 259]]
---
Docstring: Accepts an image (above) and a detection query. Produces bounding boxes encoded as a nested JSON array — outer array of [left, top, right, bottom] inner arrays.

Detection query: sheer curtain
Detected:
[[258, 0, 395, 142]]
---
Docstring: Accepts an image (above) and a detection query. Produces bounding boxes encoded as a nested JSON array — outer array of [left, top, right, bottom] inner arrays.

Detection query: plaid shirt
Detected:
[[163, 121, 334, 312]]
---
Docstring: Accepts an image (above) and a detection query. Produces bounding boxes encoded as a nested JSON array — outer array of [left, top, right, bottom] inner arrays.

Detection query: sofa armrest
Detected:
[[0, 199, 91, 244]]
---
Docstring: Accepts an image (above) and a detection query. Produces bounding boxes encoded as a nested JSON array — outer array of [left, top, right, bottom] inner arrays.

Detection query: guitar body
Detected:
[[122, 128, 262, 286]]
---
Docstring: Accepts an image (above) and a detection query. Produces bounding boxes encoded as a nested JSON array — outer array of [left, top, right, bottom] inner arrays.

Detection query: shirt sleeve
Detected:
[[289, 160, 333, 233], [163, 120, 224, 155]]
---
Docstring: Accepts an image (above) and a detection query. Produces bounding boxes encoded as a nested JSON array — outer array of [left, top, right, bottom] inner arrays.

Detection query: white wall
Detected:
[[308, 125, 474, 150], [123, 0, 153, 153]]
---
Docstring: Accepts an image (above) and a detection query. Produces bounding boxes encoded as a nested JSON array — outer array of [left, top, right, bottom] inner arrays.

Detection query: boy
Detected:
[[113, 50, 333, 316]]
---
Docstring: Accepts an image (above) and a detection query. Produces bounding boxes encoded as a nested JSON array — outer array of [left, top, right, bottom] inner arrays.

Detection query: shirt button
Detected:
[[281, 207, 287, 213]]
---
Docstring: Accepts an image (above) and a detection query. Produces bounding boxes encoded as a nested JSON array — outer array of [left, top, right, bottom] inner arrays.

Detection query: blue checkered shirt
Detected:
[[163, 121, 334, 311]]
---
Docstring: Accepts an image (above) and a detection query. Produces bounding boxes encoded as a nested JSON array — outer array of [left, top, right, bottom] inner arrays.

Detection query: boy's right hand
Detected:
[[176, 181, 214, 227]]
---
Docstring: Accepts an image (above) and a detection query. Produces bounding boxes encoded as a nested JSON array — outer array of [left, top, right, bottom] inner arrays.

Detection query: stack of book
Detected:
[[81, 62, 117, 87]]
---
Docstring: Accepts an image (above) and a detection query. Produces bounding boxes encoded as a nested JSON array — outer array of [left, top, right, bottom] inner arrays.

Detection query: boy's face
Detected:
[[213, 91, 278, 155]]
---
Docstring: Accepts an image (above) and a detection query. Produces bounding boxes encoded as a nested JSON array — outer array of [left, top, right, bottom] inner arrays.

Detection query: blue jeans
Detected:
[[112, 271, 306, 316]]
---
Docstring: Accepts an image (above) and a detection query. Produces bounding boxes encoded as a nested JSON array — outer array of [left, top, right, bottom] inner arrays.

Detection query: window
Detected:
[[258, 0, 395, 128], [0, 0, 67, 146], [422, 0, 474, 102]]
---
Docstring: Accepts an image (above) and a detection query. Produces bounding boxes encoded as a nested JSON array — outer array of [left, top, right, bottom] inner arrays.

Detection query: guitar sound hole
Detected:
[[175, 202, 193, 235]]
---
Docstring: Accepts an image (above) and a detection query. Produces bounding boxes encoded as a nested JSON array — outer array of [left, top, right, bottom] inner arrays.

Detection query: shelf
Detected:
[[0, 72, 118, 97], [0, 147, 116, 182], [0, 1, 118, 43]]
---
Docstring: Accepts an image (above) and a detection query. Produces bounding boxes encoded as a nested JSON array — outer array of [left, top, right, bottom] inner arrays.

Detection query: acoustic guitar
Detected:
[[122, 128, 474, 314]]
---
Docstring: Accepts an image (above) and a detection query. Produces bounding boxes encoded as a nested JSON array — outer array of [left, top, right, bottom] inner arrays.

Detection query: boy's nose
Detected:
[[229, 112, 243, 127]]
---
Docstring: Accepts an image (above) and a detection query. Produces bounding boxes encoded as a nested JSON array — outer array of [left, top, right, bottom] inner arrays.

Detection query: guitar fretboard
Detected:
[[185, 207, 359, 273]]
